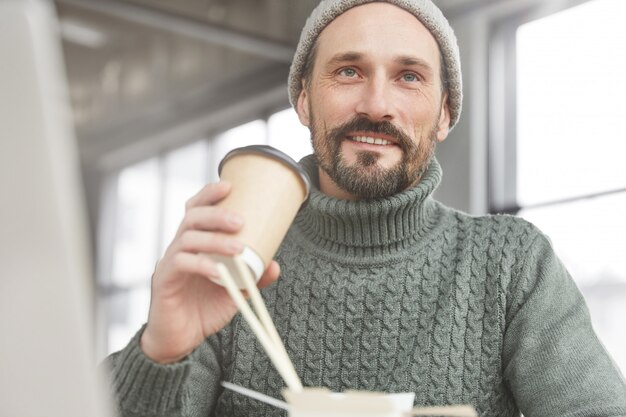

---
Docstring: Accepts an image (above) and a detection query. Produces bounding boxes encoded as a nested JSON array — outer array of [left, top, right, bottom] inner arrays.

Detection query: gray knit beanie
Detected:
[[288, 0, 462, 129]]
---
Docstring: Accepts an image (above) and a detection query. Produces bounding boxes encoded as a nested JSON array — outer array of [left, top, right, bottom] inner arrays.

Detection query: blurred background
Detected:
[[9, 0, 626, 373]]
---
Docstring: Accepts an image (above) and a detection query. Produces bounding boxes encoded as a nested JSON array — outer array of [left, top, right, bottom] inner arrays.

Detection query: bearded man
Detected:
[[105, 1, 626, 416]]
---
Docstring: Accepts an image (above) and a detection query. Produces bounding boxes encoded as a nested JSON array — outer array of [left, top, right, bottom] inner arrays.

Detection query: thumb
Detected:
[[257, 260, 280, 288]]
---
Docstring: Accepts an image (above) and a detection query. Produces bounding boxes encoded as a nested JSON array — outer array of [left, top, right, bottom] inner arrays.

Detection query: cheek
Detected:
[[400, 92, 435, 119], [400, 99, 441, 137], [398, 112, 428, 142], [312, 87, 359, 126]]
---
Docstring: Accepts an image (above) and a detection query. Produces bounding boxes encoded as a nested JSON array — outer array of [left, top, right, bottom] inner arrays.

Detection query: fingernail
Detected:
[[206, 264, 220, 278], [228, 240, 244, 253], [227, 214, 243, 227]]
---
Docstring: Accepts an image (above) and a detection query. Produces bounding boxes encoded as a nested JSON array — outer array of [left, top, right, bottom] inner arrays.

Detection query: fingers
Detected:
[[177, 230, 244, 255], [166, 253, 279, 299], [177, 205, 244, 236], [172, 252, 222, 279], [185, 181, 231, 210], [166, 229, 245, 278], [176, 182, 244, 238], [166, 181, 281, 291]]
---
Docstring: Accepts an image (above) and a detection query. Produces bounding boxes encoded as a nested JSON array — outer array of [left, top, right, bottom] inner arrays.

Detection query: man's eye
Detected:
[[339, 68, 358, 77], [402, 73, 419, 82]]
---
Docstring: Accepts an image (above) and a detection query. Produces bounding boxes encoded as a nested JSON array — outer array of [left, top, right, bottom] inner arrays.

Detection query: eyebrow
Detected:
[[395, 55, 435, 77], [326, 51, 365, 68], [325, 51, 435, 77]]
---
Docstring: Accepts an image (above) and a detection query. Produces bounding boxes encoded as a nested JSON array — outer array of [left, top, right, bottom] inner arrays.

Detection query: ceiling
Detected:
[[54, 0, 487, 162]]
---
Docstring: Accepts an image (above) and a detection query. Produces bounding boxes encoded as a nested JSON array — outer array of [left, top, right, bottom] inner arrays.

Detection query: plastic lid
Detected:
[[218, 145, 311, 202]]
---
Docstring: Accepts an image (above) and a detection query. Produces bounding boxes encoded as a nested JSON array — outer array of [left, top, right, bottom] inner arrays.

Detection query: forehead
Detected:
[[315, 3, 441, 66]]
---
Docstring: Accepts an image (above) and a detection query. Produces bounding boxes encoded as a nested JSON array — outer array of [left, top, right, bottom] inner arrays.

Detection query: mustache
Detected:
[[327, 117, 415, 151]]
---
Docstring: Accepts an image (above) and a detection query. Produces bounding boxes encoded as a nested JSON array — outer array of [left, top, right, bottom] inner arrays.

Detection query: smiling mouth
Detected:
[[347, 135, 395, 146]]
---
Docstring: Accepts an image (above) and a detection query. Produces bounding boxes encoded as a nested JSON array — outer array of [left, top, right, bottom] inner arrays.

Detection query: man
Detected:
[[105, 1, 626, 416]]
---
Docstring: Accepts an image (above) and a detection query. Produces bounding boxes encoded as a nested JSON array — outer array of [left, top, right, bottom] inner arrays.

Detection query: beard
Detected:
[[309, 115, 438, 199]]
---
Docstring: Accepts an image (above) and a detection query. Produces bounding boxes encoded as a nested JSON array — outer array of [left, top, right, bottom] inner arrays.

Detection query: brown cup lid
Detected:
[[218, 145, 311, 203]]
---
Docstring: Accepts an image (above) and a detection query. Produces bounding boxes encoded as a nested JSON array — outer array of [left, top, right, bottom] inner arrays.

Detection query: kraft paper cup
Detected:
[[210, 145, 310, 288]]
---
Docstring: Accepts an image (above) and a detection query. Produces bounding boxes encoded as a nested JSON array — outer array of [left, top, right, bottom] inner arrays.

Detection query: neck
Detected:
[[291, 155, 444, 259]]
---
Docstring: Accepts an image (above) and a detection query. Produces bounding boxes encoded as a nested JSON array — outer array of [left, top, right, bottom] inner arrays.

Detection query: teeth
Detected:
[[351, 136, 392, 146]]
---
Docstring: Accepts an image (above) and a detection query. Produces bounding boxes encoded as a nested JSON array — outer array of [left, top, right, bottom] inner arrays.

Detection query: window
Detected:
[[161, 141, 211, 254], [268, 108, 312, 163], [207, 119, 267, 183], [99, 108, 311, 355], [98, 157, 158, 356], [516, 0, 626, 206], [491, 0, 626, 371]]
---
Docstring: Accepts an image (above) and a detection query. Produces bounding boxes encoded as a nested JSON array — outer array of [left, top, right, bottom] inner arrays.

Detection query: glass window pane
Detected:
[[111, 158, 160, 285], [105, 286, 151, 354], [268, 108, 313, 163], [161, 140, 210, 254], [208, 119, 267, 183], [519, 192, 626, 372], [516, 0, 626, 206]]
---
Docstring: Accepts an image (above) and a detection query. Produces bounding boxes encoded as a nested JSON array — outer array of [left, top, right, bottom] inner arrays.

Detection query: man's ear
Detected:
[[435, 93, 451, 142], [296, 83, 311, 127]]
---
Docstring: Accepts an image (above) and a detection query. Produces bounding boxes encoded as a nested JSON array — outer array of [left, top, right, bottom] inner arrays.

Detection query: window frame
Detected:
[[487, 0, 594, 215]]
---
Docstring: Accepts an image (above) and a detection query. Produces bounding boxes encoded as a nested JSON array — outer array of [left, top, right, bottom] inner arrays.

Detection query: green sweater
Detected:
[[107, 156, 626, 417]]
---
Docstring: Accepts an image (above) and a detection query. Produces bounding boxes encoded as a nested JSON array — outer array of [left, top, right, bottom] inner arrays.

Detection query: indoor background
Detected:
[[50, 0, 626, 371]]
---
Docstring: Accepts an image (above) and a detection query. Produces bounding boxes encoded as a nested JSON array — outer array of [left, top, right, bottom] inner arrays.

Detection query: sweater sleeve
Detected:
[[502, 232, 626, 417], [103, 326, 223, 417]]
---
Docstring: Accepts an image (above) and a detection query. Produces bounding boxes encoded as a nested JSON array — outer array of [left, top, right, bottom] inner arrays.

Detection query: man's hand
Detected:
[[140, 181, 280, 364]]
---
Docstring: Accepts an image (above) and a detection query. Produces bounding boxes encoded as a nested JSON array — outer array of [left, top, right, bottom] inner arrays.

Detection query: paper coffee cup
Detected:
[[210, 145, 310, 288]]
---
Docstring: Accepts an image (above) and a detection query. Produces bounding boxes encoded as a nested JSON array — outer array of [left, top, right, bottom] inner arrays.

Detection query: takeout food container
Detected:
[[283, 388, 415, 417], [210, 145, 310, 288], [222, 382, 477, 417]]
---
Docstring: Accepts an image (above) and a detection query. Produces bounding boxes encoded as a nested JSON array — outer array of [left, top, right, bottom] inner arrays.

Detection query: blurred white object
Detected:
[[0, 1, 113, 416], [223, 382, 476, 417], [284, 388, 414, 417]]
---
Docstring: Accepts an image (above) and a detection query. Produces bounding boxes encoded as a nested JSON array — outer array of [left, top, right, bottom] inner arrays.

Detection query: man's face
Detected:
[[296, 3, 451, 200]]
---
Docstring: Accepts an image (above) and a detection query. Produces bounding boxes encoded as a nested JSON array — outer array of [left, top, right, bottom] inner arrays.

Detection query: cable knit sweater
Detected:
[[106, 156, 626, 417]]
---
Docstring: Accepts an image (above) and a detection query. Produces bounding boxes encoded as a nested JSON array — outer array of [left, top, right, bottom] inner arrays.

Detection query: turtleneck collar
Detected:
[[291, 154, 443, 257]]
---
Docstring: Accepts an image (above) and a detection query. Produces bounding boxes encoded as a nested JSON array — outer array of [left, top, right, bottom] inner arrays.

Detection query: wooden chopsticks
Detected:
[[216, 256, 303, 392]]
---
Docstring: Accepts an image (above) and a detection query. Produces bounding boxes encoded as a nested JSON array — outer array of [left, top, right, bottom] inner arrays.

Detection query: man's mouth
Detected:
[[347, 134, 396, 146]]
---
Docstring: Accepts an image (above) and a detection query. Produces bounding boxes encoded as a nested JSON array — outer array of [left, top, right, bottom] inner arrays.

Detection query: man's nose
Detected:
[[355, 76, 394, 121]]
